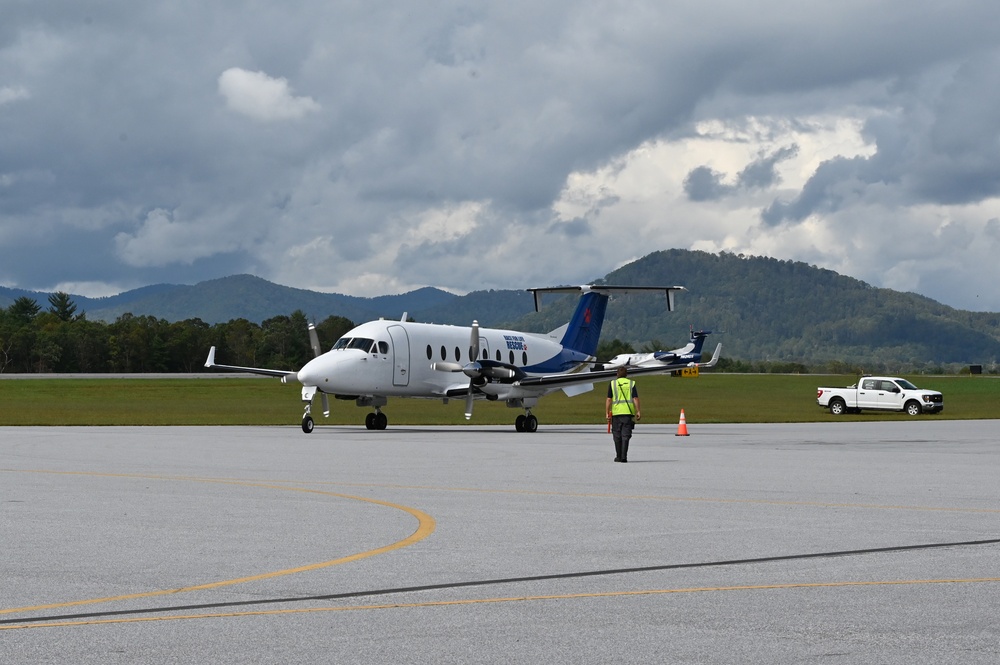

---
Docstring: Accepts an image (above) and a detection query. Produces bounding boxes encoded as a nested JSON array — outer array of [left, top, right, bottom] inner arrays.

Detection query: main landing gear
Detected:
[[365, 409, 388, 430], [507, 399, 539, 433], [300, 391, 390, 434], [514, 411, 538, 433], [301, 408, 388, 433]]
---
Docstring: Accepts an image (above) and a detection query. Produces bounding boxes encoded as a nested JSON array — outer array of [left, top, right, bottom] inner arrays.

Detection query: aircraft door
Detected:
[[387, 325, 410, 387]]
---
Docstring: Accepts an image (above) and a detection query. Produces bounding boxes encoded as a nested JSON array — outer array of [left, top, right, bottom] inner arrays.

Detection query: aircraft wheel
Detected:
[[515, 414, 526, 432], [365, 412, 377, 429], [524, 414, 538, 433], [302, 415, 315, 433], [376, 412, 388, 430]]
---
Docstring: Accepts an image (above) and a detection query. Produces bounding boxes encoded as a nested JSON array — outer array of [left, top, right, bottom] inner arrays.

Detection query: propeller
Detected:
[[307, 323, 330, 417], [430, 360, 464, 372], [464, 321, 480, 419], [430, 320, 523, 418], [431, 359, 517, 381], [428, 321, 482, 419]]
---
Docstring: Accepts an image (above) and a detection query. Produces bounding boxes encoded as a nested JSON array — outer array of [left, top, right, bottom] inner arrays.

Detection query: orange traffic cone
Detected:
[[675, 409, 690, 436]]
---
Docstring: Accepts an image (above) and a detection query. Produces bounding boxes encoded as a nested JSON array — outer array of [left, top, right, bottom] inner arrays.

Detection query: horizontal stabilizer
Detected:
[[527, 284, 687, 312]]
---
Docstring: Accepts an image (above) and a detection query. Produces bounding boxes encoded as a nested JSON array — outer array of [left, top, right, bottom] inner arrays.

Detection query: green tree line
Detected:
[[3, 291, 988, 375], [0, 293, 354, 373]]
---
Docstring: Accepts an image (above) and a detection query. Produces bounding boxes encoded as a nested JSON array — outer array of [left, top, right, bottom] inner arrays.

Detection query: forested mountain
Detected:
[[510, 249, 1000, 371], [3, 250, 999, 372]]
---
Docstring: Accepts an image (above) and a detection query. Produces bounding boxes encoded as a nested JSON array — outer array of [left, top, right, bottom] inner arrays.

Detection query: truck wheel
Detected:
[[829, 398, 847, 416], [905, 401, 922, 416]]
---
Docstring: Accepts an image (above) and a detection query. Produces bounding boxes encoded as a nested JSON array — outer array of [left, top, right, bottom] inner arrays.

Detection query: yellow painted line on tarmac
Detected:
[[3, 576, 1000, 631], [28, 470, 991, 515], [244, 477, 1000, 515], [1, 469, 436, 616]]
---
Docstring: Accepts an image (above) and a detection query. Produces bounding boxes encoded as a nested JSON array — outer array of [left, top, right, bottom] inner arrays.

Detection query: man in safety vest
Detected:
[[606, 366, 641, 462]]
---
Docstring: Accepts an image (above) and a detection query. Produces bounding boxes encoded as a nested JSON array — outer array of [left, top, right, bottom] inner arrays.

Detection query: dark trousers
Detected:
[[611, 415, 635, 460]]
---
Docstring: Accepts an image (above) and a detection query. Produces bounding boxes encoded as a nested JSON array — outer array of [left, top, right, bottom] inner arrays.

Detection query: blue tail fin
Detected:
[[689, 330, 712, 357], [559, 291, 609, 357]]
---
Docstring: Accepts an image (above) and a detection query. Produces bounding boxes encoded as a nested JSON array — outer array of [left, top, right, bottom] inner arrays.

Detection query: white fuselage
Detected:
[[296, 319, 591, 401], [604, 341, 698, 369]]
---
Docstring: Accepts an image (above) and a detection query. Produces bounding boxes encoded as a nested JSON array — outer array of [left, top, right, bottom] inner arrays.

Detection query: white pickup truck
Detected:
[[817, 376, 944, 416]]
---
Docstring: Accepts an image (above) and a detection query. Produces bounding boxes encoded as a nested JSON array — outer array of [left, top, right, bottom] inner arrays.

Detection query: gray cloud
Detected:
[[763, 52, 1000, 227], [685, 145, 799, 202], [738, 145, 798, 190], [761, 155, 870, 226], [2, 1, 1000, 310], [683, 166, 730, 202]]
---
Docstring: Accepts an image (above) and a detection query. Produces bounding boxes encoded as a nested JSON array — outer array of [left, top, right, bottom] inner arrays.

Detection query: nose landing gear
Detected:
[[301, 386, 319, 433], [301, 399, 315, 433]]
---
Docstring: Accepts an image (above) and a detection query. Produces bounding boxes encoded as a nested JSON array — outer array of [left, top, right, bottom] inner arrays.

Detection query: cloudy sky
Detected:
[[3, 1, 1000, 311]]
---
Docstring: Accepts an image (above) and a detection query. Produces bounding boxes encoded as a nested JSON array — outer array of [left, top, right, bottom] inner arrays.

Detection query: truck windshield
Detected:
[[896, 379, 918, 390]]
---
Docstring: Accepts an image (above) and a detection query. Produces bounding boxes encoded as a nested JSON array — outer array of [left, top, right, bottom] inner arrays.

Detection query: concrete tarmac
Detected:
[[2, 421, 999, 664]]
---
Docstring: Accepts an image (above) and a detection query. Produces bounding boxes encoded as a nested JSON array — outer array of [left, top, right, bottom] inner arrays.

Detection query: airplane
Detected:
[[598, 329, 716, 370], [204, 284, 722, 433]]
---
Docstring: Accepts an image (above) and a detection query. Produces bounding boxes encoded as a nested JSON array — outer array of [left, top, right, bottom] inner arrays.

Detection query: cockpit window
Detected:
[[378, 341, 389, 354], [332, 337, 376, 352], [348, 338, 375, 352]]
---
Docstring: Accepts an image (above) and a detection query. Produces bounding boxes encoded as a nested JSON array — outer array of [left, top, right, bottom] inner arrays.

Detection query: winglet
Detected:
[[205, 346, 217, 368], [700, 343, 722, 368]]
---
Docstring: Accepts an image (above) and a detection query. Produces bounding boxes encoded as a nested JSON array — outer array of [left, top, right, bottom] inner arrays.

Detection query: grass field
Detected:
[[1, 374, 997, 426]]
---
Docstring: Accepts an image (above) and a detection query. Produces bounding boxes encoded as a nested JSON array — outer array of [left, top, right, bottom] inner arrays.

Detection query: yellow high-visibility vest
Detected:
[[610, 378, 636, 416]]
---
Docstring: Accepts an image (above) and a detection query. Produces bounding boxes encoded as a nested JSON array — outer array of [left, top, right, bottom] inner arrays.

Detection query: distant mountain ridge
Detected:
[[592, 250, 1000, 368], [0, 275, 467, 325], [3, 251, 999, 367]]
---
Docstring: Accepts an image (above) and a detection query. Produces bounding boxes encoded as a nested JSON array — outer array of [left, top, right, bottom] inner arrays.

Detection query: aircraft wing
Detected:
[[204, 346, 298, 380], [514, 343, 722, 390]]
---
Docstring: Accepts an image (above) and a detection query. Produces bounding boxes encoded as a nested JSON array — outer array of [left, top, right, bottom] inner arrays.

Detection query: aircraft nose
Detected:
[[297, 357, 323, 386]]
